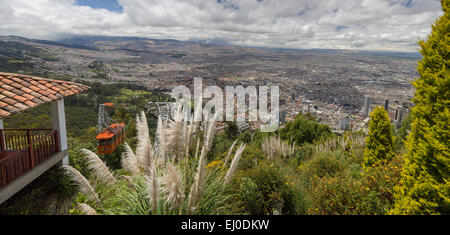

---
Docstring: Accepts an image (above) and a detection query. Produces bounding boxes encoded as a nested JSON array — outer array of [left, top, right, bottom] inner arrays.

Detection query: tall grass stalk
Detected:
[[67, 104, 244, 215]]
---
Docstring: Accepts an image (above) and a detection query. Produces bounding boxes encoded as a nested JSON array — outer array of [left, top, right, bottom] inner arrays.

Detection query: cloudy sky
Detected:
[[0, 0, 443, 52]]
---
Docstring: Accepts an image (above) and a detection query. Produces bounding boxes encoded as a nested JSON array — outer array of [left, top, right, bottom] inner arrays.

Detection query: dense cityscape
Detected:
[[0, 36, 419, 133]]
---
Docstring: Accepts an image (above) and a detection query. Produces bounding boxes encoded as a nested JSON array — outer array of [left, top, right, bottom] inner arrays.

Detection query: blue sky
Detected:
[[0, 0, 444, 52], [76, 0, 123, 13]]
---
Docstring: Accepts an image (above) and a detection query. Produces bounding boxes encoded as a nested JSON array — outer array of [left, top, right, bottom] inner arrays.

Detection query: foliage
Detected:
[[0, 165, 75, 215], [226, 121, 239, 139], [239, 177, 264, 214], [300, 150, 345, 179], [279, 112, 333, 145], [261, 135, 295, 161], [88, 61, 108, 80], [394, 112, 412, 151], [66, 108, 245, 215], [0, 82, 169, 214], [237, 161, 296, 215], [363, 106, 396, 169], [209, 132, 234, 160], [393, 1, 450, 215], [304, 150, 403, 215], [238, 130, 252, 144], [238, 144, 265, 170]]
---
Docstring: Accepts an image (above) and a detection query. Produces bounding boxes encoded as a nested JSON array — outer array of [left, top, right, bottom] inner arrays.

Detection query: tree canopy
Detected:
[[393, 0, 450, 214], [363, 106, 395, 169]]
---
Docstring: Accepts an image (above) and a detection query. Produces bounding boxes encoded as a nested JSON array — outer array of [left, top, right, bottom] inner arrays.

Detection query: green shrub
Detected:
[[239, 177, 264, 214], [279, 112, 333, 145], [308, 172, 364, 215], [209, 132, 233, 160], [238, 130, 252, 144], [309, 152, 344, 178], [308, 156, 403, 215], [238, 144, 265, 170], [239, 162, 296, 215], [298, 150, 346, 184]]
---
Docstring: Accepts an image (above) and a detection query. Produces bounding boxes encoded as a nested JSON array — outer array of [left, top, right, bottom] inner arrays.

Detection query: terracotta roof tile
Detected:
[[11, 88, 24, 96], [14, 102, 29, 110], [38, 89, 50, 96], [30, 91, 42, 98], [46, 89, 57, 95], [10, 82, 23, 89], [48, 94, 58, 100], [2, 97, 17, 105], [2, 79, 13, 85], [2, 90, 16, 98], [37, 84, 48, 90], [0, 109, 11, 117], [31, 98, 43, 104], [10, 77, 23, 83], [0, 72, 90, 119], [0, 101, 8, 108], [24, 100, 36, 107], [29, 80, 40, 86], [50, 86, 61, 92], [21, 86, 33, 94], [13, 95, 27, 103], [61, 83, 72, 88], [29, 85, 40, 92], [40, 96, 52, 102], [19, 81, 31, 87], [22, 93, 34, 100], [4, 105, 19, 113], [1, 84, 14, 91]]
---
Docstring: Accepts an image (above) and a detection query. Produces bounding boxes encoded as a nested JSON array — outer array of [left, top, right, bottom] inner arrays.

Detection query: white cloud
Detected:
[[0, 0, 443, 51]]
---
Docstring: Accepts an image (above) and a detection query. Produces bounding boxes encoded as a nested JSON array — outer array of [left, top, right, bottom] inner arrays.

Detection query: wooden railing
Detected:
[[0, 129, 60, 189]]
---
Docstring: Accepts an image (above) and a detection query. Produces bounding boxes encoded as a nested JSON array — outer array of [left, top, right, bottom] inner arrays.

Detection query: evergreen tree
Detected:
[[363, 106, 396, 169], [226, 121, 239, 139], [392, 0, 449, 214], [279, 112, 332, 145]]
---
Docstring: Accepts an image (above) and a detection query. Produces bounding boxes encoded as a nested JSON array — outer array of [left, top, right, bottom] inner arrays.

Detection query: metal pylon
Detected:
[[98, 104, 114, 133]]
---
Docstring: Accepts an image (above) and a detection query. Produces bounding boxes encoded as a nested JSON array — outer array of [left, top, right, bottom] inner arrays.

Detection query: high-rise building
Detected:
[[384, 99, 389, 111], [338, 117, 350, 130], [362, 96, 370, 117], [280, 110, 286, 124], [397, 108, 404, 123]]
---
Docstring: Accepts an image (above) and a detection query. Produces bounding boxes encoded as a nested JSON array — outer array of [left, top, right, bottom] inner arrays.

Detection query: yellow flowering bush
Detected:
[[307, 156, 403, 215]]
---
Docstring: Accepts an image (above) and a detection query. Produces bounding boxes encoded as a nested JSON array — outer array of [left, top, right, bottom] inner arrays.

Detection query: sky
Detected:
[[0, 0, 444, 52]]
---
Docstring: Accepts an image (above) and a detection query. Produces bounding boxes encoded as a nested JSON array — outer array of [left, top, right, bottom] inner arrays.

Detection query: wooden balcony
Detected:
[[0, 129, 60, 189]]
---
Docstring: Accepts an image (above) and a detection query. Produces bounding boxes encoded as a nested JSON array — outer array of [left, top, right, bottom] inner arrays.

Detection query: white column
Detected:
[[51, 99, 69, 165]]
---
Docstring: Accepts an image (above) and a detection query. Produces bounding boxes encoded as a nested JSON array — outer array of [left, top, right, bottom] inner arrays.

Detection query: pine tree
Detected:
[[363, 106, 396, 169], [392, 0, 450, 214]]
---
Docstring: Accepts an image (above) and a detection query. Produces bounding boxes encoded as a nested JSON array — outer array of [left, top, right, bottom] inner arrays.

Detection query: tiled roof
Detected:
[[0, 72, 90, 119]]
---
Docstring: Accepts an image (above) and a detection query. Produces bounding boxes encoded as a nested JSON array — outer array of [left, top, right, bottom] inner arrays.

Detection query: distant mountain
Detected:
[[1, 35, 420, 60]]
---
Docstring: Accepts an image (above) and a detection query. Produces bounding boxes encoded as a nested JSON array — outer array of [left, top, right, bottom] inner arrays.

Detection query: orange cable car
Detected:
[[96, 123, 125, 155]]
